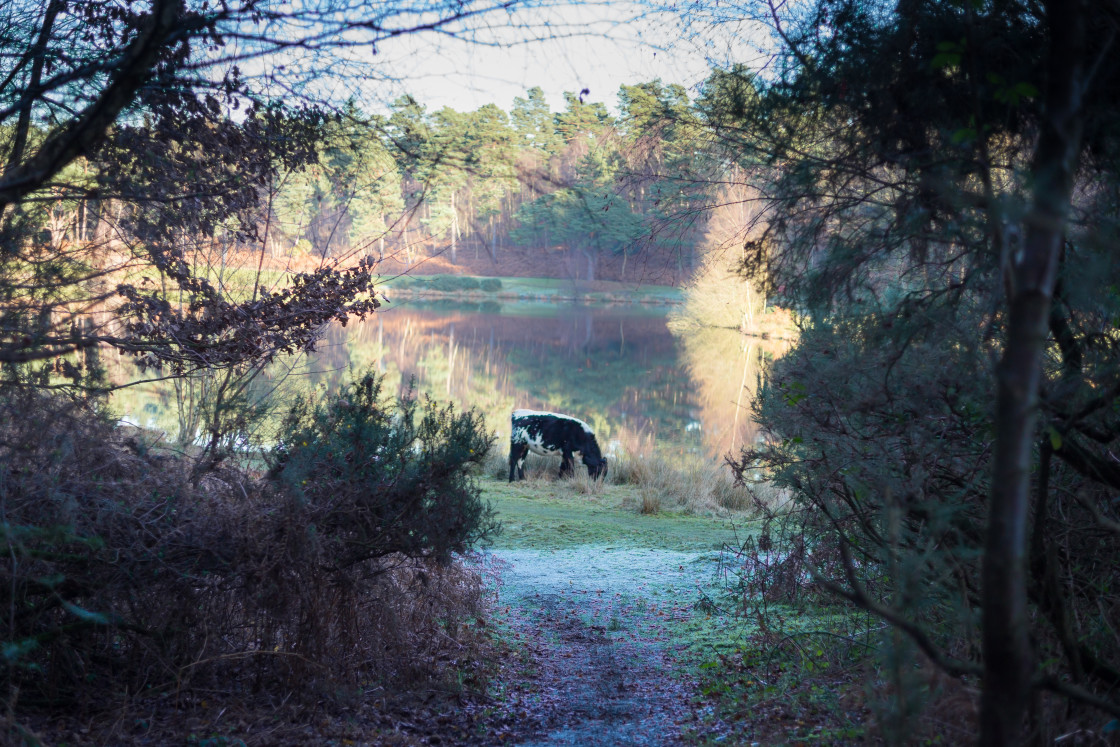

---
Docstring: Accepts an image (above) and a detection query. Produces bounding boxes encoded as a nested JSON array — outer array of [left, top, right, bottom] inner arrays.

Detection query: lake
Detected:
[[108, 299, 782, 462]]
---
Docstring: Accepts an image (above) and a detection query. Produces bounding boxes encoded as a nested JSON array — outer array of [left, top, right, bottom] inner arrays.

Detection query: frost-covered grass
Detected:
[[479, 470, 879, 744]]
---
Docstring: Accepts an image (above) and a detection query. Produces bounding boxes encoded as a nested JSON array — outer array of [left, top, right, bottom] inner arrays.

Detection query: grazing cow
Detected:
[[509, 409, 608, 482]]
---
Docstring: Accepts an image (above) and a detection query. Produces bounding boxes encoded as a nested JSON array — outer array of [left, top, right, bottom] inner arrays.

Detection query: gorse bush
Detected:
[[269, 372, 499, 564], [440, 275, 482, 292]]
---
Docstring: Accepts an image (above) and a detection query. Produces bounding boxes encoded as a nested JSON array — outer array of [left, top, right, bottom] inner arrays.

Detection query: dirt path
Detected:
[[484, 547, 721, 746]]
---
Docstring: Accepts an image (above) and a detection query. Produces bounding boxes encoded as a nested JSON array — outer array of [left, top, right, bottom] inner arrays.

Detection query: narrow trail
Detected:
[[485, 548, 721, 746]]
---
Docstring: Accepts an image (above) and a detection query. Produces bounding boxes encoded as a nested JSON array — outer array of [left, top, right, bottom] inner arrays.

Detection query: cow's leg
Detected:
[[509, 443, 528, 482], [559, 449, 575, 478]]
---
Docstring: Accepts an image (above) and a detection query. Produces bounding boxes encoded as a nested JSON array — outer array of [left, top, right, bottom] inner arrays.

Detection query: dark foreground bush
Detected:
[[268, 373, 499, 564], [0, 380, 497, 732], [479, 277, 503, 292]]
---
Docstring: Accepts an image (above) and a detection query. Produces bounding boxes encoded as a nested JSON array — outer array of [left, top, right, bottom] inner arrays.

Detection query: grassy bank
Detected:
[[482, 477, 749, 551], [380, 273, 683, 305]]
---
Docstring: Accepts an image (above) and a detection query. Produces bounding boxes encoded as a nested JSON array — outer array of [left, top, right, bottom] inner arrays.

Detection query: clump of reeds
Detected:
[[609, 450, 775, 514], [486, 436, 788, 516]]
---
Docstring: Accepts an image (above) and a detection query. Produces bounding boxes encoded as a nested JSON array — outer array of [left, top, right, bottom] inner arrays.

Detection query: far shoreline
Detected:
[[377, 273, 684, 306]]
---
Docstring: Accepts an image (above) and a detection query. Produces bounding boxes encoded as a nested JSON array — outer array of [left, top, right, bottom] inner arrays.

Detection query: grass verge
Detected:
[[381, 274, 683, 305], [481, 476, 751, 552]]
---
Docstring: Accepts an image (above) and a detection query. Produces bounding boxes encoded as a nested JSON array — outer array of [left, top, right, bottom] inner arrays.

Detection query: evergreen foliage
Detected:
[[710, 0, 1120, 737], [269, 372, 499, 565]]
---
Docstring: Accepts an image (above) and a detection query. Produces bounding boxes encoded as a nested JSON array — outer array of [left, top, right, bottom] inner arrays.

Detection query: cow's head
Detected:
[[585, 456, 608, 480]]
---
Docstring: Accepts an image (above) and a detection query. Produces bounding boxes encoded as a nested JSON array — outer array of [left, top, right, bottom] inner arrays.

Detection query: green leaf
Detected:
[[994, 80, 1039, 105], [1048, 426, 1062, 451], [951, 127, 977, 145], [931, 52, 961, 70], [61, 600, 111, 625], [932, 39, 965, 69], [3, 637, 39, 663]]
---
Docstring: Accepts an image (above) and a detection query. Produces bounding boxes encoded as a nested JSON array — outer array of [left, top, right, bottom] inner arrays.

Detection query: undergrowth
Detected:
[[0, 378, 499, 745], [682, 497, 987, 745]]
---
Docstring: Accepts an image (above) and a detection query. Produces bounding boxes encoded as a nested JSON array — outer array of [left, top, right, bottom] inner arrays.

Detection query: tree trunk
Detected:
[[980, 2, 1087, 743], [0, 0, 182, 211], [450, 191, 457, 264], [3, 0, 64, 177]]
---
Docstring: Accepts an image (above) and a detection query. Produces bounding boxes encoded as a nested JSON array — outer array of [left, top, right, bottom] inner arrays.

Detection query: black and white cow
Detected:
[[508, 409, 608, 482]]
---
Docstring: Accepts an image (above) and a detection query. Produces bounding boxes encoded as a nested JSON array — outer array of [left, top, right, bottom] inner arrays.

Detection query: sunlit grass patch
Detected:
[[484, 443, 790, 519], [382, 274, 683, 305], [481, 478, 749, 552], [609, 450, 770, 515]]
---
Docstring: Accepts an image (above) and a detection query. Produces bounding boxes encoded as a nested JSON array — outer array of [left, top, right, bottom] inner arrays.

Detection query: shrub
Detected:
[[0, 389, 225, 700], [0, 377, 498, 723], [428, 275, 481, 292], [268, 372, 499, 564], [479, 278, 503, 292], [733, 311, 1120, 738]]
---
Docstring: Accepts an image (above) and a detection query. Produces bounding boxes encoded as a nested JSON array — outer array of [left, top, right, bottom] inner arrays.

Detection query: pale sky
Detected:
[[229, 0, 773, 116], [342, 1, 772, 114]]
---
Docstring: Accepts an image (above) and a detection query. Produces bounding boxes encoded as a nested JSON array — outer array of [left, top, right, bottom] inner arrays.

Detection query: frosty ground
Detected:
[[477, 480, 749, 745]]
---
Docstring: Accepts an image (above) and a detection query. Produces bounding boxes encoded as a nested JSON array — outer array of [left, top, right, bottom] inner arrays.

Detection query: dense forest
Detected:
[[12, 83, 719, 288]]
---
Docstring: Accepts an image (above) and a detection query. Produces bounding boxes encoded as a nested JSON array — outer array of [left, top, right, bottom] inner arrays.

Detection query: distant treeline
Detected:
[[15, 82, 728, 283]]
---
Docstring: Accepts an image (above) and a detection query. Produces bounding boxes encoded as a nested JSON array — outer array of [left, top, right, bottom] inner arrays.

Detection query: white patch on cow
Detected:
[[511, 408, 594, 435], [511, 427, 558, 456]]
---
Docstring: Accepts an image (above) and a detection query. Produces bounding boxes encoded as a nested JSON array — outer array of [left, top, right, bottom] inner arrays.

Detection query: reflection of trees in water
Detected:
[[106, 303, 735, 459], [671, 326, 788, 459], [325, 304, 700, 454]]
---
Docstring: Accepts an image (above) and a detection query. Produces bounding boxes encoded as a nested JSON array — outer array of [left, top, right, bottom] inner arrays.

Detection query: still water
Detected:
[[109, 299, 779, 461]]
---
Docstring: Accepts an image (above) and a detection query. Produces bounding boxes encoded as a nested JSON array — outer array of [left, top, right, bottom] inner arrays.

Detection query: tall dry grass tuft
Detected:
[[486, 448, 561, 482], [610, 449, 771, 515], [568, 469, 607, 496], [639, 488, 661, 514]]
